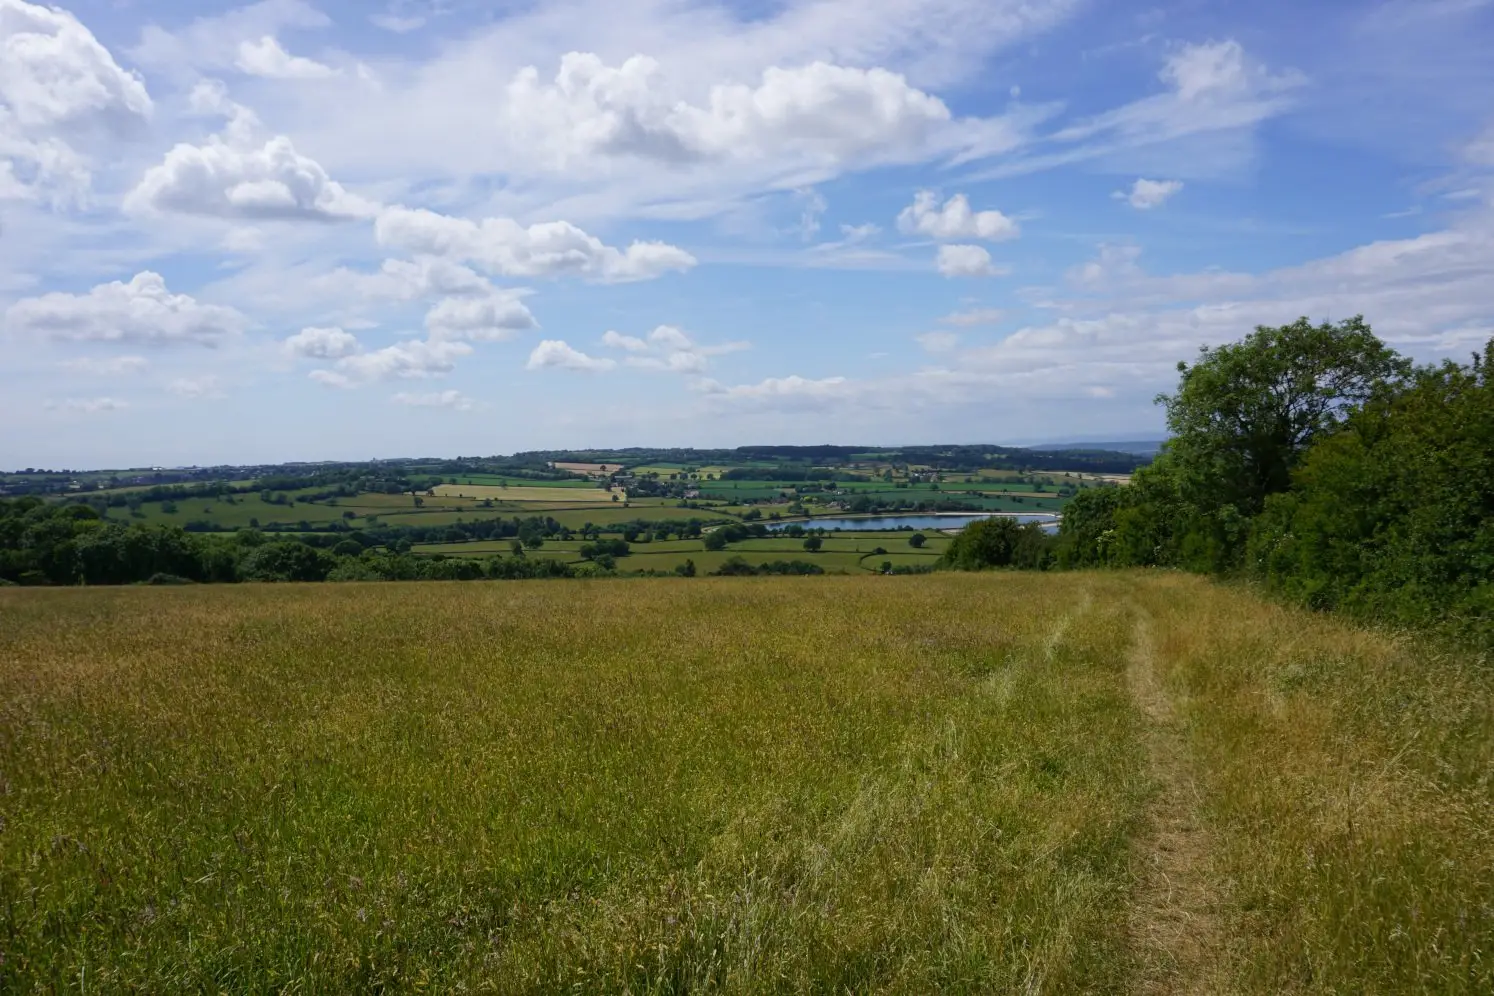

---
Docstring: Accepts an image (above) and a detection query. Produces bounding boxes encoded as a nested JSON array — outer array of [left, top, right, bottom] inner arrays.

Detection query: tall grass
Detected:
[[1, 577, 1144, 992], [0, 574, 1489, 992]]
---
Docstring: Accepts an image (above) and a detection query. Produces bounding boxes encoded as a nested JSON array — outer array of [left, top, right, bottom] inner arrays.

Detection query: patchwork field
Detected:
[[1, 574, 1488, 993], [432, 484, 620, 503]]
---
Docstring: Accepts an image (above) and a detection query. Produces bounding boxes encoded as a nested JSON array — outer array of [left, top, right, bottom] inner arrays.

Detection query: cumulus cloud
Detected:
[[600, 325, 747, 373], [1116, 178, 1183, 209], [526, 339, 615, 372], [897, 190, 1019, 241], [6, 272, 245, 345], [284, 325, 360, 359], [376, 206, 696, 282], [424, 295, 537, 341], [0, 0, 152, 202], [235, 35, 337, 79], [126, 131, 378, 221], [502, 55, 954, 171], [936, 244, 1005, 278], [60, 355, 148, 376], [392, 389, 477, 410], [312, 338, 472, 387]]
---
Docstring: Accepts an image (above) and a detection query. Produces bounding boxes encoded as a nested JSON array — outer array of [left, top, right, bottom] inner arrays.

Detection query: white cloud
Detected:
[[1067, 244, 1145, 288], [6, 272, 246, 345], [46, 396, 127, 413], [0, 0, 152, 202], [974, 40, 1303, 182], [424, 295, 537, 341], [600, 329, 650, 352], [915, 331, 960, 353], [940, 307, 1004, 326], [376, 206, 696, 282], [128, 1, 332, 75], [313, 338, 472, 387], [526, 339, 616, 372], [60, 355, 148, 376], [1116, 177, 1183, 209], [897, 190, 1019, 241], [392, 389, 477, 411], [126, 130, 378, 221], [167, 375, 225, 399], [936, 244, 1005, 278], [284, 325, 360, 359], [695, 373, 852, 411], [502, 55, 954, 171], [600, 324, 748, 373], [235, 35, 337, 79]]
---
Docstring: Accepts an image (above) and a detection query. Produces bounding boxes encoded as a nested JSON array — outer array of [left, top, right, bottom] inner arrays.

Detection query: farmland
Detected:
[[2, 572, 1488, 992], [4, 447, 1120, 580]]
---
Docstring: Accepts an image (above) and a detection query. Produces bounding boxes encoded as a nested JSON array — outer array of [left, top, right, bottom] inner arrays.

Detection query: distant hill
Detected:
[[1026, 440, 1165, 458]]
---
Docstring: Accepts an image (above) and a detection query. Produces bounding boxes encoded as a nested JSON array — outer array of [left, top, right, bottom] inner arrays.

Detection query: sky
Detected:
[[2, 0, 1493, 469]]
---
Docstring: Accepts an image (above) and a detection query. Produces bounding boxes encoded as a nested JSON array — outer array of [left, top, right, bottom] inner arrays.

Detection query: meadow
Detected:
[[1, 573, 1489, 993]]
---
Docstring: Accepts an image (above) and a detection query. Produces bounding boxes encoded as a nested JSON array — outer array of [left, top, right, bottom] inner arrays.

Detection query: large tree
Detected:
[[1159, 316, 1409, 518]]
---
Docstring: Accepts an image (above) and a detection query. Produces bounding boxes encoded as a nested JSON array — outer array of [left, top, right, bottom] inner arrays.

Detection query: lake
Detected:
[[766, 513, 1060, 534]]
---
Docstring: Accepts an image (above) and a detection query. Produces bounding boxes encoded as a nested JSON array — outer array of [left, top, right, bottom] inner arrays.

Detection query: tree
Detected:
[[703, 530, 729, 552], [1160, 316, 1409, 521], [1248, 339, 1494, 644], [908, 532, 927, 549], [803, 536, 823, 553], [675, 559, 697, 577]]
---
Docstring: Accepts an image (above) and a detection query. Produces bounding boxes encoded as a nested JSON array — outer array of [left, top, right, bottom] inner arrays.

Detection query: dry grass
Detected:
[[0, 572, 1489, 993]]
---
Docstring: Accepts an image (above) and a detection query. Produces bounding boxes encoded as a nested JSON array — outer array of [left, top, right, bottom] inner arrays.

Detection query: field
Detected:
[[414, 533, 951, 574], [2, 574, 1489, 993], [431, 484, 620, 503]]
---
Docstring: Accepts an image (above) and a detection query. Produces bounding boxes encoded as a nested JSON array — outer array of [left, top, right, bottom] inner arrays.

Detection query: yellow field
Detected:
[[551, 462, 622, 475], [1, 574, 1488, 992], [432, 484, 621, 503]]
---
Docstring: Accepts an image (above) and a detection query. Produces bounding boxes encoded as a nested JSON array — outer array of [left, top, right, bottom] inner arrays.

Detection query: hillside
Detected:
[[2, 573, 1488, 993]]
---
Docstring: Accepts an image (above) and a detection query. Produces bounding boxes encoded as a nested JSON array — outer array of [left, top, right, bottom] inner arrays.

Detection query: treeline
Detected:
[[947, 318, 1492, 648], [0, 501, 725, 587]]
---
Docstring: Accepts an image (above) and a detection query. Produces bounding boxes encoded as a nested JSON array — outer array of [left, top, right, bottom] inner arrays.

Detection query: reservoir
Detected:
[[767, 513, 1060, 534]]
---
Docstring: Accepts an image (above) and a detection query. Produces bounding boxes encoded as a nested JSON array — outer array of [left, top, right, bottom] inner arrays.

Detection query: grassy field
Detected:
[[1, 575, 1489, 993], [432, 485, 620, 503]]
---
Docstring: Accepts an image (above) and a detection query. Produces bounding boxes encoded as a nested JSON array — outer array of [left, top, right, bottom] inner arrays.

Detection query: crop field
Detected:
[[412, 534, 951, 573], [1, 574, 1488, 993], [446, 476, 600, 489], [432, 484, 619, 503]]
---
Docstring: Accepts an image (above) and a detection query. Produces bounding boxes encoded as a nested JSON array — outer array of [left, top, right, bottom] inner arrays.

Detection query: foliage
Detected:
[[1247, 341, 1494, 644], [940, 517, 1054, 571], [1047, 316, 1491, 648]]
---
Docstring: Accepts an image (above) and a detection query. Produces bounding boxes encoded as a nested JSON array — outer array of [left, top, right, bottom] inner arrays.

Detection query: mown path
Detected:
[[1126, 608, 1225, 995]]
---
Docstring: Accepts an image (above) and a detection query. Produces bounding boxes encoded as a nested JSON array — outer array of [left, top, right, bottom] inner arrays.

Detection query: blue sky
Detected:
[[2, 0, 1492, 468]]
